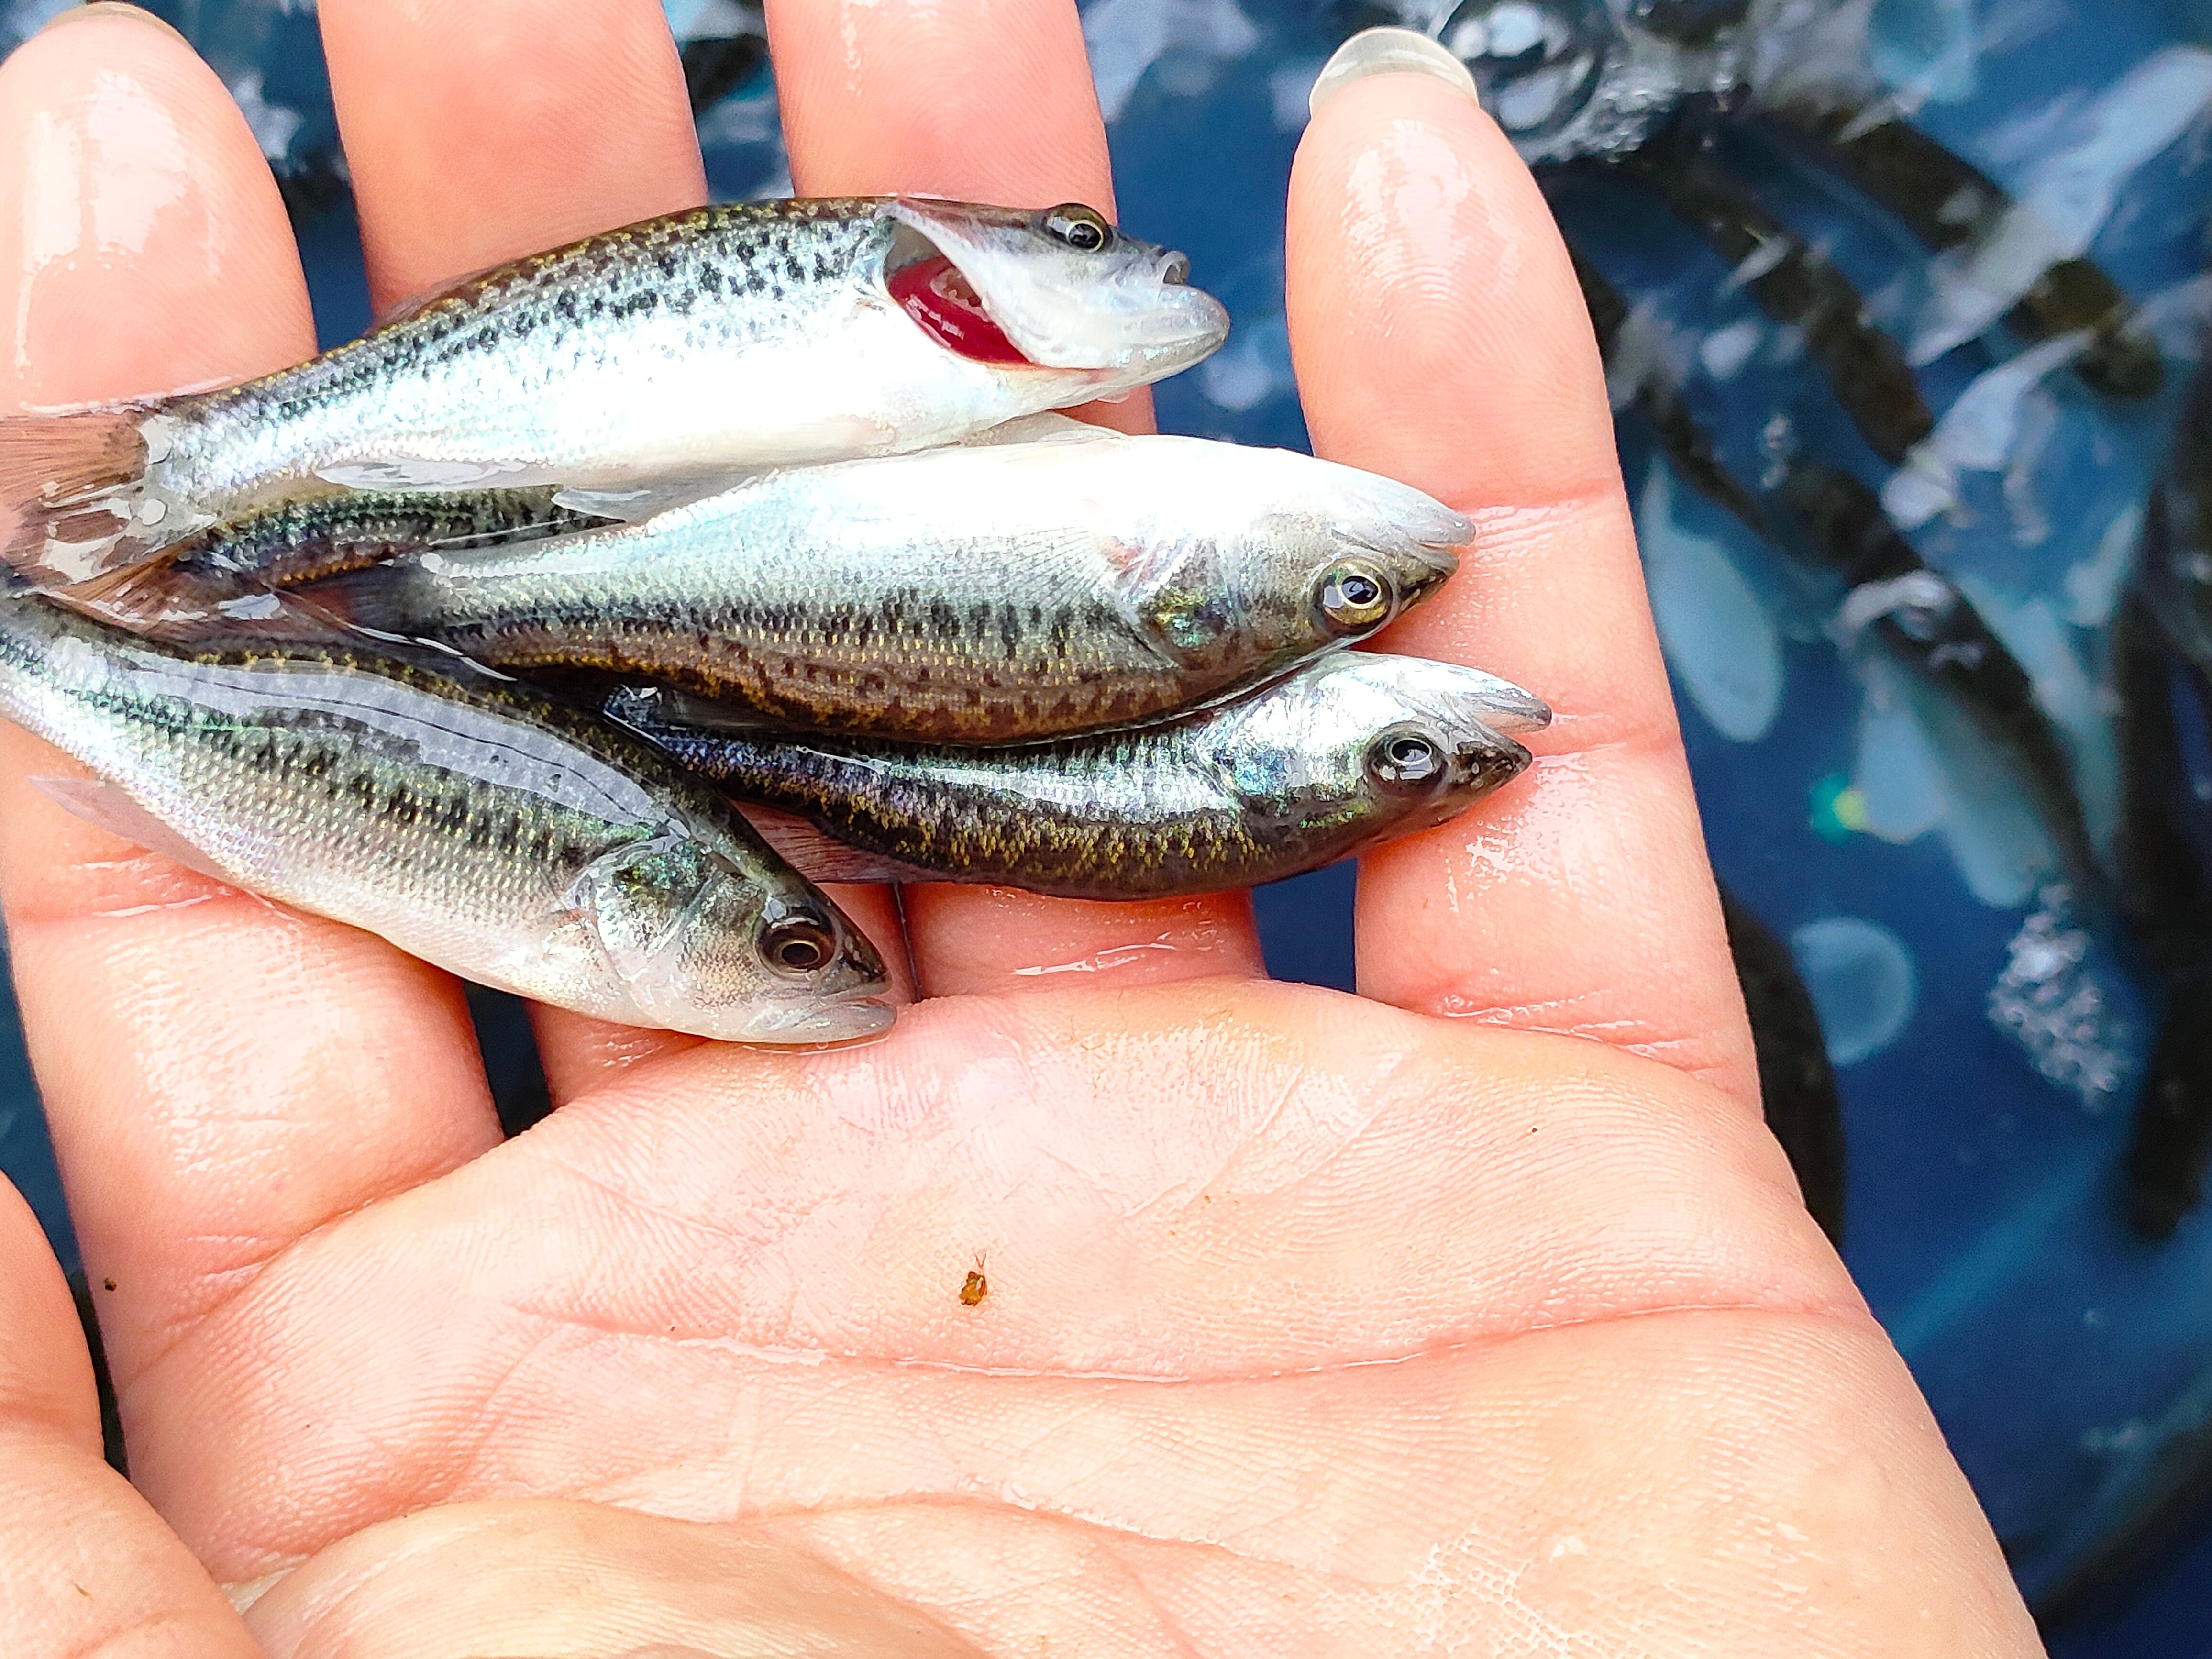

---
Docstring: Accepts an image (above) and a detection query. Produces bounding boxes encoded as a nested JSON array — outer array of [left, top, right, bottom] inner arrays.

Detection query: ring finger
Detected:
[[765, 0, 1268, 1000]]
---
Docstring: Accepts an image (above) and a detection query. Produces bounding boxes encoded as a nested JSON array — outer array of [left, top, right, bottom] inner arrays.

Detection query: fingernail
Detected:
[[1309, 26, 1480, 121], [40, 3, 190, 45]]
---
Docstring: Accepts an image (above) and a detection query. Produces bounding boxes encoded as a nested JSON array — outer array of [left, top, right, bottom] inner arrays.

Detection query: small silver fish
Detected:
[[606, 651, 1550, 899], [0, 599, 893, 1043], [0, 198, 1227, 584], [312, 418, 1470, 742]]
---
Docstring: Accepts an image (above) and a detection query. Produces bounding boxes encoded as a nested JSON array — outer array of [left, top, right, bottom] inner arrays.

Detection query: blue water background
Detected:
[[0, 0, 2209, 1648]]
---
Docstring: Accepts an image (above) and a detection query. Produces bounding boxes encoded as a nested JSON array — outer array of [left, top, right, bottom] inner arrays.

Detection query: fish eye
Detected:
[[1315, 560, 1395, 635], [1043, 203, 1113, 253], [762, 913, 837, 975], [1367, 729, 1450, 794]]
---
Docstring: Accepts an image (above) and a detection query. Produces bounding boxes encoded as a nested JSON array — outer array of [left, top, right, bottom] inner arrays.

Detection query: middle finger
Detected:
[[766, 0, 1267, 998], [321, 0, 915, 1091]]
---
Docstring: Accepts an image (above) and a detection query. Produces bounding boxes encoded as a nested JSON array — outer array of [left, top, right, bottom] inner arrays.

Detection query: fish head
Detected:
[[1303, 653, 1548, 835], [884, 198, 1228, 383], [575, 832, 895, 1045], [1159, 464, 1469, 665]]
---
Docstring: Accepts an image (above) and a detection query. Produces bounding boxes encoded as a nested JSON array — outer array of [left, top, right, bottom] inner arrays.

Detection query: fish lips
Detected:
[[1458, 724, 1535, 791], [730, 989, 899, 1047], [887, 198, 1229, 374], [1399, 721, 1533, 831]]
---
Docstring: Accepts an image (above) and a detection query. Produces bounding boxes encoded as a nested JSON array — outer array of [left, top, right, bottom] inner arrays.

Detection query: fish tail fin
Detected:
[[0, 403, 173, 587]]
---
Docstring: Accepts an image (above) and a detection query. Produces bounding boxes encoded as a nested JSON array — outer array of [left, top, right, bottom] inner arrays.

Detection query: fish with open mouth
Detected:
[[0, 598, 894, 1044], [0, 197, 1228, 585], [286, 417, 1469, 742], [604, 651, 1549, 899]]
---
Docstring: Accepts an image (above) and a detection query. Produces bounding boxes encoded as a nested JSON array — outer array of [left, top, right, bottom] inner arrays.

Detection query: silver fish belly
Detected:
[[606, 652, 1550, 899], [1, 198, 1228, 584], [0, 599, 892, 1043], [325, 421, 1472, 743]]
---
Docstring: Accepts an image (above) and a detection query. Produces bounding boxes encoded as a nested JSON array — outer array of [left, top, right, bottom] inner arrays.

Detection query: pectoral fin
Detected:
[[28, 776, 233, 882], [733, 803, 920, 885]]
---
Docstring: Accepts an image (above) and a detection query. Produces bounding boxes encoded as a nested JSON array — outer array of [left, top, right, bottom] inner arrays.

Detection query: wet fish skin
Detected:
[[606, 652, 1546, 900], [328, 421, 1469, 743], [1, 198, 1228, 584], [0, 599, 892, 1043]]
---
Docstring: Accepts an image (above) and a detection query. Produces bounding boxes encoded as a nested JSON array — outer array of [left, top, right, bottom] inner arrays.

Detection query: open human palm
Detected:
[[0, 3, 2039, 1654]]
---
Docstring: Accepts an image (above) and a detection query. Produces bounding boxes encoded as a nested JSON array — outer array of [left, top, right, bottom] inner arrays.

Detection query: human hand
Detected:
[[0, 3, 2041, 1654]]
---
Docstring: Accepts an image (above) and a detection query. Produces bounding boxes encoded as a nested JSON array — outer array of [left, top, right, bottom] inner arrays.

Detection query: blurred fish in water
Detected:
[[1607, 122, 1937, 467], [1909, 45, 2212, 367], [1755, 103, 2163, 398], [0, 197, 1228, 586], [295, 417, 1468, 743], [0, 599, 893, 1044], [2114, 359, 2212, 1240], [1638, 458, 1785, 744], [1720, 884, 1849, 1246], [606, 651, 1547, 899], [1572, 250, 2106, 903], [1881, 330, 2095, 531]]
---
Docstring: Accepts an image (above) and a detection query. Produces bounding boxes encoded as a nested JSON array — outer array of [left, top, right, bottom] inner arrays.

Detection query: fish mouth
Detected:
[[884, 232, 1036, 367], [1428, 727, 1532, 821], [731, 991, 899, 1047], [1460, 729, 1534, 784], [884, 199, 1228, 375]]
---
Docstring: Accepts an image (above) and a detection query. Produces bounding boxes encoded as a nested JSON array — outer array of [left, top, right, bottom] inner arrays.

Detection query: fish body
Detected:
[[2, 198, 1227, 584], [323, 420, 1468, 742], [0, 600, 891, 1043], [608, 652, 1548, 899]]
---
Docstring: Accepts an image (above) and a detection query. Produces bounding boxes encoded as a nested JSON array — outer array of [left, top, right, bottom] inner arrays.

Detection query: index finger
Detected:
[[1288, 43, 1758, 1104]]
